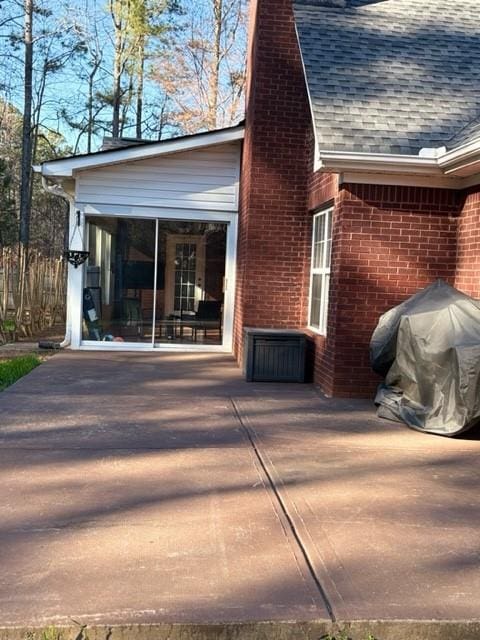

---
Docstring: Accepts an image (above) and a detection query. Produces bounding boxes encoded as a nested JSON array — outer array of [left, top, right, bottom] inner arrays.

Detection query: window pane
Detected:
[[310, 274, 322, 328], [325, 209, 332, 240], [314, 241, 324, 269], [316, 214, 325, 242], [320, 274, 330, 333], [325, 239, 332, 269]]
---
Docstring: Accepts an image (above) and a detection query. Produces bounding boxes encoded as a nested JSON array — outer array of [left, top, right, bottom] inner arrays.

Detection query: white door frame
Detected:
[[68, 205, 238, 353]]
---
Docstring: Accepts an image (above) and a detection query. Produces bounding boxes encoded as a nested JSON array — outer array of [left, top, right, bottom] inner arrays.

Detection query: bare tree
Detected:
[[153, 0, 246, 134]]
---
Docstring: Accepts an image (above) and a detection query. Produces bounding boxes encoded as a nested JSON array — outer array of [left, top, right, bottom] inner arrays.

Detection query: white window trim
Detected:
[[308, 207, 333, 336]]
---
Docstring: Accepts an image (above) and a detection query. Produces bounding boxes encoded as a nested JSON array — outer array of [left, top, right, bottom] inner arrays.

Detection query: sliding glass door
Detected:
[[83, 216, 227, 347]]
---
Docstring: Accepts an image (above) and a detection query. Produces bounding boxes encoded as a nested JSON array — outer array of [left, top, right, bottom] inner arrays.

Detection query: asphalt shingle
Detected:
[[293, 0, 480, 155]]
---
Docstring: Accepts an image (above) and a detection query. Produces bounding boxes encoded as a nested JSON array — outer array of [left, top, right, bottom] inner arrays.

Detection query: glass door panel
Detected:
[[83, 216, 156, 343], [83, 216, 227, 347], [155, 221, 227, 346]]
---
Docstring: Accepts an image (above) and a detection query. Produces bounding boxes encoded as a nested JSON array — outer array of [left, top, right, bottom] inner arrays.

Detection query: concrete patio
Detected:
[[1, 352, 480, 640]]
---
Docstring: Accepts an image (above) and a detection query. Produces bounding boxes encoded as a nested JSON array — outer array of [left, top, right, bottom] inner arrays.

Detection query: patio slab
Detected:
[[0, 353, 326, 627], [234, 395, 480, 621], [1, 351, 480, 638]]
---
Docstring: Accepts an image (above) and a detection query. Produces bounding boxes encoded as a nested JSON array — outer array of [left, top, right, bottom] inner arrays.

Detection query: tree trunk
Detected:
[[87, 67, 95, 153], [208, 0, 223, 130], [111, 0, 123, 138], [135, 36, 145, 139], [19, 0, 33, 247]]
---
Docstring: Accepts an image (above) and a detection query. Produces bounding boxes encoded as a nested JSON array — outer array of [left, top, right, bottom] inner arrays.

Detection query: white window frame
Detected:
[[308, 207, 333, 335]]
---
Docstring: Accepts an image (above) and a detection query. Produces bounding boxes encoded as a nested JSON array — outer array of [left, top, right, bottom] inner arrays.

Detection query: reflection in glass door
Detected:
[[83, 217, 227, 347], [174, 241, 198, 313], [164, 235, 205, 316], [83, 216, 156, 344]]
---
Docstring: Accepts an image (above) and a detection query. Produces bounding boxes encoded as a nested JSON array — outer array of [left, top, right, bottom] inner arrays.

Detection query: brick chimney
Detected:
[[234, 0, 314, 358]]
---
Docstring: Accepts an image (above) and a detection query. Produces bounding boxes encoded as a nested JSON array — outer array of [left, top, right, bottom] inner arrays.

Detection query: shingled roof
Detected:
[[293, 0, 480, 155]]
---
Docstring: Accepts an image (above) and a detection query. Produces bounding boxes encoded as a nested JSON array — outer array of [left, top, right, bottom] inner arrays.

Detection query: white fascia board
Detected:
[[437, 136, 480, 177], [318, 149, 441, 176], [443, 157, 480, 177], [38, 127, 245, 178], [438, 135, 480, 170]]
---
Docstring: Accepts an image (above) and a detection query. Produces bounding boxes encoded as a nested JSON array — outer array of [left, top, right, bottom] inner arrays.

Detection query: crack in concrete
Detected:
[[229, 397, 336, 623]]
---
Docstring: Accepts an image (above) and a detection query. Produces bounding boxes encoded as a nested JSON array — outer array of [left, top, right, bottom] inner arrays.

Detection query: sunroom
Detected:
[[35, 125, 244, 352]]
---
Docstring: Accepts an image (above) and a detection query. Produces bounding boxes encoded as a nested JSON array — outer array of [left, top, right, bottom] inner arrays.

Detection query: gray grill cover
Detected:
[[370, 280, 480, 436]]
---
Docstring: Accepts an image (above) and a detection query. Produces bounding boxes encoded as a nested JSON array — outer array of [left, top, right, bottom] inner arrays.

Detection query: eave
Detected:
[[438, 137, 480, 177], [317, 140, 480, 190], [318, 150, 441, 176], [34, 126, 245, 178]]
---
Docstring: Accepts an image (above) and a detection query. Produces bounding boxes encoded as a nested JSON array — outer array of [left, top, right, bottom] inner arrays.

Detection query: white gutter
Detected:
[[41, 175, 72, 348], [438, 137, 480, 168], [318, 149, 442, 176], [437, 136, 480, 177], [316, 140, 480, 187]]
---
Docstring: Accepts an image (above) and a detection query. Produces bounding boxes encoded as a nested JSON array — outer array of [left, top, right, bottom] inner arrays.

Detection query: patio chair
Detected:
[[182, 300, 222, 342], [120, 297, 144, 338]]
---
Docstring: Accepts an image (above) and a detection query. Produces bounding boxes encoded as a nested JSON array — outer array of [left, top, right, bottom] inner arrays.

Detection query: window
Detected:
[[309, 207, 333, 334]]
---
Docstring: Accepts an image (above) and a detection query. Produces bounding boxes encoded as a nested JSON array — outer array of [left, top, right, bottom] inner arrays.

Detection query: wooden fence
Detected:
[[0, 245, 66, 344]]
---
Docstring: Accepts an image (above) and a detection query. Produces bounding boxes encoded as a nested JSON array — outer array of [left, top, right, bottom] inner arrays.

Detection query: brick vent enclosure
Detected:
[[234, 0, 480, 398]]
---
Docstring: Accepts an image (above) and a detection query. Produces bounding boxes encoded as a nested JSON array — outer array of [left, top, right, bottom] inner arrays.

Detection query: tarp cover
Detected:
[[370, 280, 480, 436]]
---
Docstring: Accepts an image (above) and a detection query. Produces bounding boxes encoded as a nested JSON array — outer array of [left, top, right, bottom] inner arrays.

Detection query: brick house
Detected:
[[235, 0, 480, 397], [37, 0, 480, 399]]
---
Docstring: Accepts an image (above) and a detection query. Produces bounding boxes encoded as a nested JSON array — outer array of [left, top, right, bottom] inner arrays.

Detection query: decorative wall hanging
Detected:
[[64, 210, 90, 268]]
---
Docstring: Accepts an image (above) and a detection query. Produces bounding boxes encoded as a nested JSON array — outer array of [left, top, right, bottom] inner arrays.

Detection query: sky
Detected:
[[0, 0, 247, 154]]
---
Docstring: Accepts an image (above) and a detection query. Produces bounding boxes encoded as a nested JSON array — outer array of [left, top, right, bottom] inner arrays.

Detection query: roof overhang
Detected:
[[317, 137, 480, 190], [438, 137, 480, 177], [34, 126, 245, 178]]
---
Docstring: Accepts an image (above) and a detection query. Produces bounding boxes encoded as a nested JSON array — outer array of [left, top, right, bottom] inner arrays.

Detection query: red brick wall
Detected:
[[456, 187, 480, 298], [325, 183, 461, 397], [303, 171, 340, 395], [234, 0, 313, 361], [236, 0, 471, 398]]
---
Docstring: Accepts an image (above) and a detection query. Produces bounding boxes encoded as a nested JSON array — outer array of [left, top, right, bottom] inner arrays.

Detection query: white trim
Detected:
[[308, 207, 333, 336], [315, 146, 480, 189], [438, 136, 480, 169], [69, 207, 86, 349], [81, 204, 237, 221], [79, 342, 230, 353], [151, 219, 159, 348], [76, 208, 237, 354], [339, 171, 464, 190], [442, 157, 480, 177], [318, 150, 441, 176], [38, 128, 245, 177], [223, 213, 237, 353]]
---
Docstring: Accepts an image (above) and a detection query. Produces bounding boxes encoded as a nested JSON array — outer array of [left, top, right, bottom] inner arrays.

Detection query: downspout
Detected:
[[41, 175, 72, 348]]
